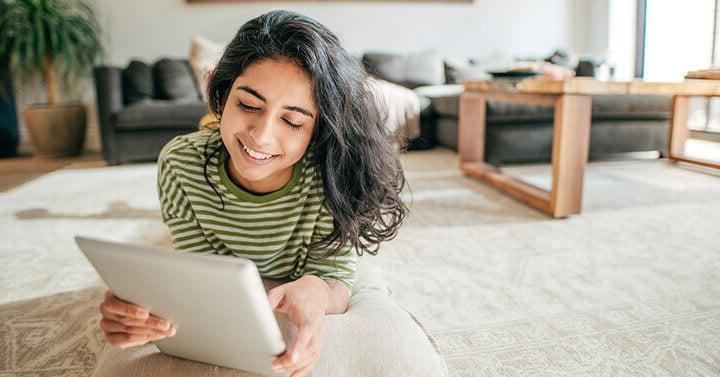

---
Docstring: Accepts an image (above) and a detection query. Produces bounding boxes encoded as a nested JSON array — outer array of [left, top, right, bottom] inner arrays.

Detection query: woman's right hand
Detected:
[[99, 289, 177, 348]]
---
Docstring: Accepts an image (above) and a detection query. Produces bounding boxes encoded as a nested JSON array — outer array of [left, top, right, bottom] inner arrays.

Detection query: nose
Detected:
[[248, 114, 276, 146]]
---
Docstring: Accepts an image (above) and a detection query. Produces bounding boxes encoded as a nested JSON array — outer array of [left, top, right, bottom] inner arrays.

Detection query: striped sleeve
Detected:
[[303, 204, 358, 293], [157, 143, 214, 254]]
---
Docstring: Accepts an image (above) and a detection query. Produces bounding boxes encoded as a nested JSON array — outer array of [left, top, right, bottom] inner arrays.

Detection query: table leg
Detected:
[[458, 92, 487, 165], [459, 91, 590, 217], [549, 94, 592, 217], [668, 95, 690, 159], [667, 95, 720, 170]]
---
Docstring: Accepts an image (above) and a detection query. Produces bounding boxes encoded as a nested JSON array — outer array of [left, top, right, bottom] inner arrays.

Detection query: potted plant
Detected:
[[0, 0, 103, 157]]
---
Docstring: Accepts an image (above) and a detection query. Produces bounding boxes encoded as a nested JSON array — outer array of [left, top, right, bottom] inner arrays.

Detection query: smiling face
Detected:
[[219, 58, 317, 194]]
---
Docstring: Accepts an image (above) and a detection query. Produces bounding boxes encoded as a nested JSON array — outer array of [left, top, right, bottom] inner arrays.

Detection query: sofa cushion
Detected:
[[486, 101, 554, 123], [113, 100, 207, 130], [428, 93, 671, 121], [122, 60, 154, 105], [91, 262, 449, 377], [428, 95, 462, 118], [363, 51, 444, 89], [435, 117, 669, 163], [592, 95, 671, 120], [153, 58, 200, 101]]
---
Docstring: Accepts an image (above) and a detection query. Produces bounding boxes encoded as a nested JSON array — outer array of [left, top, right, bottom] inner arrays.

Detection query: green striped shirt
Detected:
[[157, 130, 357, 291]]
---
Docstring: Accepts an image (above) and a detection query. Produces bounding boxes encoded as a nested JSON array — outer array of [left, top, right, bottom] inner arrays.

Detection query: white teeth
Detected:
[[242, 143, 273, 160]]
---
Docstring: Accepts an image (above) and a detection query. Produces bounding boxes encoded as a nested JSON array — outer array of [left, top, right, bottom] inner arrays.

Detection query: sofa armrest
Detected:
[[93, 66, 123, 164]]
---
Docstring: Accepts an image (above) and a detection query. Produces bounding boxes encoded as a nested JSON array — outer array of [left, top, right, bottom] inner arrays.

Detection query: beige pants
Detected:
[[92, 263, 448, 377]]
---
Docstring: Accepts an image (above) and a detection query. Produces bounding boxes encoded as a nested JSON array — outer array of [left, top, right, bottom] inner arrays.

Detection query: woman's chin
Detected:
[[234, 163, 270, 182]]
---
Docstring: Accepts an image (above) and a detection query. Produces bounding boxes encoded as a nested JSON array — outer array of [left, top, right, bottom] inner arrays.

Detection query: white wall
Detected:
[[96, 0, 580, 65], [17, 0, 595, 155], [568, 0, 610, 57], [607, 0, 637, 80]]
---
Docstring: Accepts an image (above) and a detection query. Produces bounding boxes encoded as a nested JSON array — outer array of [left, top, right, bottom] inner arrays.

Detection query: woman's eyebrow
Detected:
[[236, 85, 314, 119]]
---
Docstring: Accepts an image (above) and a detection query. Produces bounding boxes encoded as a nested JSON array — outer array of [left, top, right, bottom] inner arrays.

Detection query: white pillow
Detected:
[[413, 84, 465, 98], [405, 50, 445, 87], [188, 36, 224, 102]]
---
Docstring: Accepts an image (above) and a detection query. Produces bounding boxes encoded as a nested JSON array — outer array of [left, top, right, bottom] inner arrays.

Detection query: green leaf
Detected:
[[0, 0, 104, 100]]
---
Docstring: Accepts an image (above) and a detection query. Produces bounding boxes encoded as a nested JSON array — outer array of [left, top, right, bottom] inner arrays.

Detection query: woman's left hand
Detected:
[[268, 275, 330, 377]]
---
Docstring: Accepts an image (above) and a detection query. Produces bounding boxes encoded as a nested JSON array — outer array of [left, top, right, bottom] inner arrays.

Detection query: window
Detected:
[[639, 0, 720, 136]]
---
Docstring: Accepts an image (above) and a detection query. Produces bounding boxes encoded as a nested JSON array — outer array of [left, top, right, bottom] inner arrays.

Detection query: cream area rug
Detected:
[[1, 148, 719, 376]]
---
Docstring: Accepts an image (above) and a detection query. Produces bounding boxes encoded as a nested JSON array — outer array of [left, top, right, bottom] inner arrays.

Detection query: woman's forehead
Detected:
[[240, 59, 312, 89], [235, 59, 316, 107]]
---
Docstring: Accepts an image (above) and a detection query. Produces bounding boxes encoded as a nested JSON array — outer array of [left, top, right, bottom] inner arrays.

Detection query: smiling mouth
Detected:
[[237, 139, 280, 164]]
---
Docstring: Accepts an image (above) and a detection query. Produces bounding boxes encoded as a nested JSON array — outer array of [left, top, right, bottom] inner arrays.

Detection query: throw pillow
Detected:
[[153, 58, 200, 101], [363, 50, 444, 89], [363, 52, 406, 84], [122, 60, 154, 105], [188, 36, 224, 102], [443, 58, 491, 84], [404, 50, 445, 88]]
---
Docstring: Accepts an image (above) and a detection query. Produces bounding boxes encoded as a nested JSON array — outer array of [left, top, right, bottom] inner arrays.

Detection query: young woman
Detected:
[[97, 10, 407, 377]]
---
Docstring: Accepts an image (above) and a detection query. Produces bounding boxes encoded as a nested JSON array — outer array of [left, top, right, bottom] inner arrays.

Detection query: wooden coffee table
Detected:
[[459, 78, 720, 218]]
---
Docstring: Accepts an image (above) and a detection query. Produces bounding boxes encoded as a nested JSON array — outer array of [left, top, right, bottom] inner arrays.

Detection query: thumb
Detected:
[[266, 286, 286, 312]]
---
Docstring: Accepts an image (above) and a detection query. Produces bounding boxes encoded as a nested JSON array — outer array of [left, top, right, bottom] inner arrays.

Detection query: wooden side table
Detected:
[[458, 78, 720, 218]]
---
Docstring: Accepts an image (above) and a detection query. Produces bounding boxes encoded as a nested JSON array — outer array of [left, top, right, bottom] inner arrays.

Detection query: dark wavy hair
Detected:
[[203, 10, 407, 258]]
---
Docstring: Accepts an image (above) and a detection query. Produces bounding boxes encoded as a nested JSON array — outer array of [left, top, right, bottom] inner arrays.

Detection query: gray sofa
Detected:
[[94, 59, 207, 165], [362, 51, 672, 164], [429, 91, 671, 164]]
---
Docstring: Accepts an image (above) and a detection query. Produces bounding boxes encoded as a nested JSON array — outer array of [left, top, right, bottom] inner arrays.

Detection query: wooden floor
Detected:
[[0, 152, 106, 193]]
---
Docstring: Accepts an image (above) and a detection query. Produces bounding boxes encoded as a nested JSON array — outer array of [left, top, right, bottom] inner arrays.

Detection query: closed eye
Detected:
[[284, 119, 303, 130], [236, 100, 303, 130], [236, 101, 259, 111]]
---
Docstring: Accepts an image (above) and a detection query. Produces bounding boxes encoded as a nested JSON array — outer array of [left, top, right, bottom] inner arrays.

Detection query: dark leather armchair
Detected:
[[93, 59, 207, 165]]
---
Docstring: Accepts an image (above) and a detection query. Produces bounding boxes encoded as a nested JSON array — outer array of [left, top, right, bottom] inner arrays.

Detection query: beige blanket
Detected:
[[368, 78, 422, 141]]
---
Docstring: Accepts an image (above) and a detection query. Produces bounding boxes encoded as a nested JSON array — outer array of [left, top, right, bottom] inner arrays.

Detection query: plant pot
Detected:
[[23, 102, 86, 158]]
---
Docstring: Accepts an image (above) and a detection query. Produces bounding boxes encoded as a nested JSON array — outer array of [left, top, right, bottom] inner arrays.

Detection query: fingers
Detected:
[[144, 314, 172, 331], [289, 349, 320, 377], [103, 292, 149, 319], [273, 322, 324, 373], [99, 292, 172, 329], [99, 291, 175, 350], [99, 304, 137, 325], [105, 330, 173, 349], [100, 315, 177, 349], [285, 342, 317, 372], [99, 303, 171, 330], [274, 346, 318, 375], [287, 320, 319, 363], [99, 318, 174, 337]]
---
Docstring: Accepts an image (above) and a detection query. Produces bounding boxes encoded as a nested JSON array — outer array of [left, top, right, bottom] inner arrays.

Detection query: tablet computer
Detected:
[[75, 236, 287, 376]]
